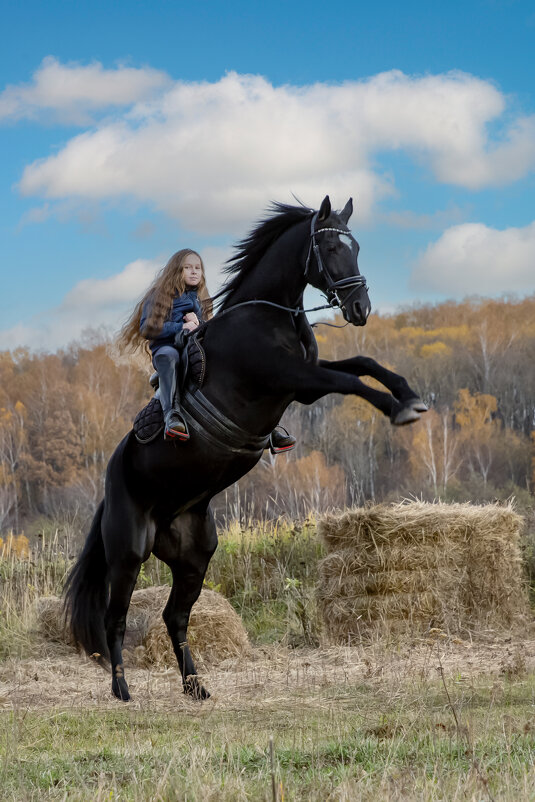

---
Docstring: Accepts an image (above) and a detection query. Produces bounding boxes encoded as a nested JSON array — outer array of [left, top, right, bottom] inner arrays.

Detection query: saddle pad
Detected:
[[133, 397, 164, 444]]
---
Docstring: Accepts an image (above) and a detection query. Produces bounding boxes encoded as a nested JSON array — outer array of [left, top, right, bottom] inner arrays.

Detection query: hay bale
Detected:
[[321, 567, 438, 598], [35, 597, 75, 645], [318, 501, 530, 643], [36, 586, 251, 668], [139, 586, 252, 668], [125, 585, 169, 650]]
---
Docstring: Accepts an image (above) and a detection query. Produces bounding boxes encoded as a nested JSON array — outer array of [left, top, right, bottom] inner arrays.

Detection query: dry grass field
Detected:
[[2, 510, 535, 800], [2, 635, 535, 800]]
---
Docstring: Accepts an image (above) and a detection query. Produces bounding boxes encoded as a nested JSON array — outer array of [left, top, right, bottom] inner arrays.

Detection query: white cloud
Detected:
[[60, 248, 229, 311], [0, 258, 159, 351], [0, 57, 170, 124], [61, 258, 160, 308], [380, 205, 467, 230], [411, 220, 535, 296], [15, 69, 535, 233], [199, 244, 235, 294], [0, 250, 229, 352]]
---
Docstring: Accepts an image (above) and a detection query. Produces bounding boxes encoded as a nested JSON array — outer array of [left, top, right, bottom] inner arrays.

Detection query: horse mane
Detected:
[[214, 202, 314, 308]]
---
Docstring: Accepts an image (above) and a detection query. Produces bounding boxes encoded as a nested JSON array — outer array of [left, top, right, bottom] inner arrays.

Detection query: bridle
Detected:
[[305, 212, 369, 315], [212, 211, 370, 324]]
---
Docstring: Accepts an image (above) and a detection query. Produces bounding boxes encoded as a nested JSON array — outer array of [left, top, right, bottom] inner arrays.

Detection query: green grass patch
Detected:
[[140, 518, 324, 646], [0, 532, 71, 662], [2, 676, 535, 800], [0, 519, 323, 661]]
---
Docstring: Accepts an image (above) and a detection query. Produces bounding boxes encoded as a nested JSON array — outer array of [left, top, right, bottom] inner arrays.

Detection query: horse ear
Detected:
[[340, 198, 353, 224], [317, 196, 331, 222]]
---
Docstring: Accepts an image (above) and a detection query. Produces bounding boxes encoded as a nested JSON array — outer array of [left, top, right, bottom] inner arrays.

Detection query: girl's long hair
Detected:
[[118, 249, 212, 355]]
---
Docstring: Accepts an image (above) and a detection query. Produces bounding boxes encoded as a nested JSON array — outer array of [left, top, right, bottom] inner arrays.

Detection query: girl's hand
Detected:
[[183, 313, 199, 333]]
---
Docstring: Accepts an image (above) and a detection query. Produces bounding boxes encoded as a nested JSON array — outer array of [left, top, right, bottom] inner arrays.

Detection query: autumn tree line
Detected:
[[0, 296, 534, 537]]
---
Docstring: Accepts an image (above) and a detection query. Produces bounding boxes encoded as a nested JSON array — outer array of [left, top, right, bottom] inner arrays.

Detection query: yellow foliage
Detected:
[[399, 326, 429, 339], [279, 450, 345, 494], [0, 532, 30, 560], [335, 376, 393, 424], [454, 388, 498, 432], [334, 393, 379, 425], [0, 467, 14, 488], [0, 403, 24, 424], [420, 341, 452, 359], [424, 325, 471, 342], [405, 408, 461, 493], [400, 325, 471, 343], [258, 450, 346, 510]]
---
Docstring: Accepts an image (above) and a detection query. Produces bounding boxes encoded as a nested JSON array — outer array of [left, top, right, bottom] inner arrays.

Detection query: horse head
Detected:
[[306, 195, 371, 327]]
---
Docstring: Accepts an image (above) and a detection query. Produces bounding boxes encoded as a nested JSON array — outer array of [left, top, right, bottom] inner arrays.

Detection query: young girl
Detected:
[[119, 249, 211, 440], [120, 248, 296, 451]]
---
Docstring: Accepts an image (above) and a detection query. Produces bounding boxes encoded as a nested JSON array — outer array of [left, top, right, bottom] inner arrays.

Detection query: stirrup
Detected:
[[269, 425, 296, 455], [164, 410, 189, 441]]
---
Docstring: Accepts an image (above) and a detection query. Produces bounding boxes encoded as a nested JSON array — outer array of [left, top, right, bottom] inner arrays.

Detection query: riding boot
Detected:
[[269, 426, 297, 454], [153, 351, 189, 441]]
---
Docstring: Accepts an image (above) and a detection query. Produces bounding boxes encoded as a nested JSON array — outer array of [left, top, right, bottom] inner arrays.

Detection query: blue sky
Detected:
[[1, 0, 534, 350]]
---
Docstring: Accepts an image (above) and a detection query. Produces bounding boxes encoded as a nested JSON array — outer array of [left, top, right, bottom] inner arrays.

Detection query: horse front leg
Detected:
[[319, 356, 427, 422], [154, 506, 218, 700], [289, 363, 423, 424]]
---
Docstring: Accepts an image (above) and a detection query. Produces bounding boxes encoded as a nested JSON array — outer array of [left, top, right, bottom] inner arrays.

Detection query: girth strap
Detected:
[[182, 386, 270, 455]]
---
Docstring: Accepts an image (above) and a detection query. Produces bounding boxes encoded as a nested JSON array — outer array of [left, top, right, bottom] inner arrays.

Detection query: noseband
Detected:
[[305, 212, 369, 312]]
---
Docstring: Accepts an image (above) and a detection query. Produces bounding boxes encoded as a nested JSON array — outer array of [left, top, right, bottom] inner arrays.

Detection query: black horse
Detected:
[[64, 196, 426, 701]]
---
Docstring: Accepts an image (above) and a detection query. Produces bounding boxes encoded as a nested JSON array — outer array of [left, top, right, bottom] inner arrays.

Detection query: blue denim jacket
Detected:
[[140, 290, 203, 355]]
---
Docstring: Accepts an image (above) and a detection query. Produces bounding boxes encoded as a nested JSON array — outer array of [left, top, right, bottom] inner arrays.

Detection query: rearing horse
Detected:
[[64, 196, 426, 701]]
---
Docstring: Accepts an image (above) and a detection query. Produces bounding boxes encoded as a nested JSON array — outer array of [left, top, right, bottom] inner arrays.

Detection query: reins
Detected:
[[197, 298, 349, 334], [214, 298, 333, 319]]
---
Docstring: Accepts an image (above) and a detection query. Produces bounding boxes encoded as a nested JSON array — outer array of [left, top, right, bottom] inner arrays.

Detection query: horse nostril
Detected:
[[354, 300, 370, 325]]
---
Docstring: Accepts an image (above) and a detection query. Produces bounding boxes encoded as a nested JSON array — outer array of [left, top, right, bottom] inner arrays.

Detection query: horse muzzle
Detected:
[[337, 282, 371, 327]]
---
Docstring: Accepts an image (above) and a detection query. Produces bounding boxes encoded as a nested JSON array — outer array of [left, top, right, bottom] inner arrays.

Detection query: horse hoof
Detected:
[[393, 406, 421, 426], [409, 398, 428, 413], [183, 676, 210, 701], [112, 676, 131, 702]]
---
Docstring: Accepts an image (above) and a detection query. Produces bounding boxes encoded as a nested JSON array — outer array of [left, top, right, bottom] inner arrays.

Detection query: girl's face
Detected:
[[182, 254, 203, 288]]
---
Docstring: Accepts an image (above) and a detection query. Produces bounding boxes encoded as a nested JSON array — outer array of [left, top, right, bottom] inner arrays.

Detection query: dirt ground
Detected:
[[2, 634, 534, 713]]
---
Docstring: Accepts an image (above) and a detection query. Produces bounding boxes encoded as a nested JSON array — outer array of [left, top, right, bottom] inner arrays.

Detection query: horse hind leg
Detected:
[[164, 583, 215, 700], [105, 558, 142, 701], [155, 507, 218, 700]]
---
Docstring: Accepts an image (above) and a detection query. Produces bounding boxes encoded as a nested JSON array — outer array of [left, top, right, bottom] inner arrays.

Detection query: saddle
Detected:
[[133, 319, 309, 449], [133, 334, 206, 444]]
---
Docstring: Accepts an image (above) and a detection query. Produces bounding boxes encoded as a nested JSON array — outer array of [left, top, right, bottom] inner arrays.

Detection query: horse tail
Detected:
[[63, 500, 109, 665]]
